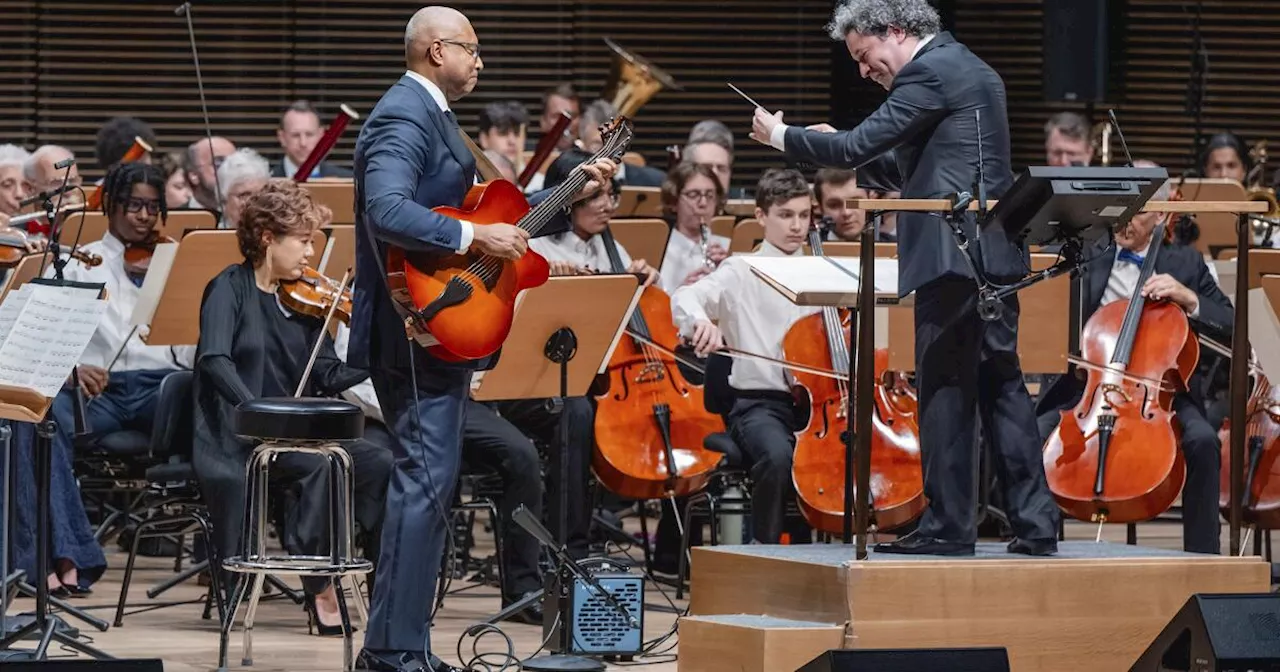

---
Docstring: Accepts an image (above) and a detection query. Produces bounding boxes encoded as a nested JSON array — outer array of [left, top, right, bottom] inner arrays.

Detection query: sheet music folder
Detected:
[[741, 256, 904, 307], [0, 278, 108, 422]]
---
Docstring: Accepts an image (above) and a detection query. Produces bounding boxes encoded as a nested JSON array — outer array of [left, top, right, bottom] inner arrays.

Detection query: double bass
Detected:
[[785, 222, 924, 533], [591, 226, 725, 500], [1043, 222, 1193, 524]]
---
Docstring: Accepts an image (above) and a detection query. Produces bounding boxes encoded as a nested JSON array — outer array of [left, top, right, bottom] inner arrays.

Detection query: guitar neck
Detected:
[[518, 169, 591, 238]]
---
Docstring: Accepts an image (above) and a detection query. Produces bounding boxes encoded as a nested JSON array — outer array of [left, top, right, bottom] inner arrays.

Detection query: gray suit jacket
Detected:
[[782, 32, 1024, 296]]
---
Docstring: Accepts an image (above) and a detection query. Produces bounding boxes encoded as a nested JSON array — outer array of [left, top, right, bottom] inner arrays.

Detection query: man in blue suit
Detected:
[[350, 7, 615, 671]]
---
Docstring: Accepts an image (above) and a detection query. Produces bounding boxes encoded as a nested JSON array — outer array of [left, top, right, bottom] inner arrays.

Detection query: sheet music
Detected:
[[0, 283, 107, 397], [741, 256, 901, 306]]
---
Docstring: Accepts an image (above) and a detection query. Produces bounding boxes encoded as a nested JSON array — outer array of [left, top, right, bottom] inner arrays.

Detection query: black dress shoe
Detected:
[[355, 650, 428, 672], [501, 590, 544, 626], [1007, 537, 1057, 556], [873, 532, 974, 556], [64, 584, 93, 598]]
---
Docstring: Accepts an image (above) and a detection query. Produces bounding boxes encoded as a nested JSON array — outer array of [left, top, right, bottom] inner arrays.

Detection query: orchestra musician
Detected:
[[476, 101, 527, 171], [1200, 132, 1250, 183], [752, 0, 1059, 556], [23, 145, 83, 205], [1044, 112, 1094, 168], [94, 116, 156, 174], [156, 151, 194, 211], [215, 148, 271, 229], [349, 7, 613, 671], [812, 167, 883, 242], [684, 120, 740, 197], [271, 100, 354, 180], [192, 179, 392, 635], [658, 162, 730, 295], [183, 136, 236, 210], [574, 100, 666, 187], [674, 168, 819, 544], [1036, 176, 1233, 554], [0, 144, 29, 224]]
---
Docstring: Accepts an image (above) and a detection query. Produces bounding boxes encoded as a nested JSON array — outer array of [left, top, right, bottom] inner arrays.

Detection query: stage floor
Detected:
[[0, 519, 1265, 671]]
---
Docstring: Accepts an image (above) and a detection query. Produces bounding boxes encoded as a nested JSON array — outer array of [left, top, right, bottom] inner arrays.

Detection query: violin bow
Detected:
[[625, 330, 848, 382], [294, 269, 352, 398]]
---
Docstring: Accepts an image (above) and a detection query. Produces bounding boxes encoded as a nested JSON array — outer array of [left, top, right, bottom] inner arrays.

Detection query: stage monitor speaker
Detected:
[[0, 660, 163, 672], [1129, 593, 1280, 671], [797, 647, 1010, 672], [1043, 0, 1125, 103]]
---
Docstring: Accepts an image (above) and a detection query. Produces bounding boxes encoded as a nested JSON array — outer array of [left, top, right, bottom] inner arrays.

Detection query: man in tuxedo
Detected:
[[350, 7, 614, 671], [271, 100, 353, 180], [1036, 178, 1232, 554], [752, 0, 1058, 556]]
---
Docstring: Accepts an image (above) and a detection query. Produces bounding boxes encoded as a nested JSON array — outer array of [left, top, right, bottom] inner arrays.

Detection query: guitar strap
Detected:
[[457, 129, 503, 183]]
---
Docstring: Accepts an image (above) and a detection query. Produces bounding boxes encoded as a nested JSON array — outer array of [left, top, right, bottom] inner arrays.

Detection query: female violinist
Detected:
[[192, 179, 392, 635], [1037, 176, 1234, 554], [673, 168, 820, 544]]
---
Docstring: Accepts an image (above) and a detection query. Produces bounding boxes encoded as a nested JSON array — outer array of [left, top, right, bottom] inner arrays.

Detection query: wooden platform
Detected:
[[687, 542, 1270, 672]]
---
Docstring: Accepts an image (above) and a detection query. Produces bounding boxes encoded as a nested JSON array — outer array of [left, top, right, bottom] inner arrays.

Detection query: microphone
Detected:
[[174, 1, 191, 16], [54, 157, 74, 170], [18, 183, 77, 208], [949, 191, 973, 219]]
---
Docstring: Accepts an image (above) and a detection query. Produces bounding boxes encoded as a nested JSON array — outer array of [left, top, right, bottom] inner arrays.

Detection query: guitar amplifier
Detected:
[[542, 569, 644, 656]]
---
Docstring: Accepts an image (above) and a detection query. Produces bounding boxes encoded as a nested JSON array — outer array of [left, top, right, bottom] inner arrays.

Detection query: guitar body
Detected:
[[385, 179, 550, 361]]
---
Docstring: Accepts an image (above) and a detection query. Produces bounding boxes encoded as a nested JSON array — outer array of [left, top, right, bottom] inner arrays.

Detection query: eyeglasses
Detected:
[[438, 39, 481, 59], [680, 189, 718, 203], [125, 198, 161, 215]]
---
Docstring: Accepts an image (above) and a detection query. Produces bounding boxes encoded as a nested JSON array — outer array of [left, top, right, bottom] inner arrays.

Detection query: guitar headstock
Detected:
[[595, 117, 635, 162]]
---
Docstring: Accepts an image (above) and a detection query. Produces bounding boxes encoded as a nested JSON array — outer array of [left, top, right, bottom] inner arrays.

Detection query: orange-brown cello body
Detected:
[[1043, 297, 1195, 523], [591, 254, 725, 500], [1218, 373, 1280, 528], [784, 309, 924, 533]]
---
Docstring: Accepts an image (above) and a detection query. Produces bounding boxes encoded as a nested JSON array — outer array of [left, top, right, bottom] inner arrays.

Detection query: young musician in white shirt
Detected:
[[672, 168, 819, 543], [658, 162, 730, 295]]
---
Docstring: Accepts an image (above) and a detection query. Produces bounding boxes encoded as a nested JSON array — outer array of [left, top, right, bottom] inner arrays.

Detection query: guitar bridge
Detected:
[[415, 276, 473, 326]]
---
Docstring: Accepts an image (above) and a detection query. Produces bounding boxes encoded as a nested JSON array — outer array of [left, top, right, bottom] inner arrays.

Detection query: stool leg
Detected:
[[350, 576, 370, 627], [334, 575, 355, 672], [218, 574, 251, 672], [240, 572, 267, 667]]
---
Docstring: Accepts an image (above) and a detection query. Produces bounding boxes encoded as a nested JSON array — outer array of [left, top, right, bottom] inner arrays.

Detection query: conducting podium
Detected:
[[847, 164, 1267, 557]]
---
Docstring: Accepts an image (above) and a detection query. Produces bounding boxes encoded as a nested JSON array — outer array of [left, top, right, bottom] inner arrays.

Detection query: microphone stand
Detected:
[[1186, 0, 1208, 170], [175, 1, 223, 208]]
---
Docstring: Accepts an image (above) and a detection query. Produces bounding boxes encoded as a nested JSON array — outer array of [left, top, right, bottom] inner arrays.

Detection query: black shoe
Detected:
[[501, 590, 544, 626], [355, 650, 429, 672], [873, 532, 974, 556], [305, 594, 356, 637], [1007, 537, 1057, 557]]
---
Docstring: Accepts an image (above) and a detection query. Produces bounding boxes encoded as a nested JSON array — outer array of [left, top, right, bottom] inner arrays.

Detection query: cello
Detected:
[[591, 225, 725, 500], [784, 221, 924, 533], [1043, 222, 1194, 525], [1207, 330, 1280, 530]]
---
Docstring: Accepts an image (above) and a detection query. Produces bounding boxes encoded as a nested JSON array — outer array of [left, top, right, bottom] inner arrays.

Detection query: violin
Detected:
[[591, 226, 725, 500], [123, 230, 178, 279], [1043, 222, 1193, 525], [0, 229, 101, 268], [278, 266, 353, 325], [785, 222, 924, 534]]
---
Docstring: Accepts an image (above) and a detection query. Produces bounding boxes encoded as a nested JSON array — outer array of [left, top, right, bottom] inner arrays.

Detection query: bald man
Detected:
[[350, 7, 616, 671], [182, 136, 236, 210]]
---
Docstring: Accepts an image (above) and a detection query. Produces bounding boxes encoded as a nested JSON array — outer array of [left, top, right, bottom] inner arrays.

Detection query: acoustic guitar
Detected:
[[386, 118, 634, 361]]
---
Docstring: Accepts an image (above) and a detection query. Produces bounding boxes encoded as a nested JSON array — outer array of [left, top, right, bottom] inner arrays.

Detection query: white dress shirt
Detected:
[[334, 322, 383, 423], [768, 34, 937, 152], [52, 233, 194, 371], [658, 228, 731, 295], [403, 69, 475, 253], [1101, 240, 1201, 319], [530, 230, 633, 273], [671, 240, 819, 392]]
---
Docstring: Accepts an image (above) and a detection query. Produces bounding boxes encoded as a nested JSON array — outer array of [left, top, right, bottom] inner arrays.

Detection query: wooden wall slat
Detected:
[[6, 0, 830, 192]]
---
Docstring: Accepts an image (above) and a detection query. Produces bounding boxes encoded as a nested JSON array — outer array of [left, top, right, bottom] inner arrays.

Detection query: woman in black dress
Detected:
[[192, 179, 391, 635]]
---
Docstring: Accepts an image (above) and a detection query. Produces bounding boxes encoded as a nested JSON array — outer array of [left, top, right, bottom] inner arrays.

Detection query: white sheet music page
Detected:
[[741, 256, 901, 307], [131, 241, 179, 328], [0, 283, 107, 397]]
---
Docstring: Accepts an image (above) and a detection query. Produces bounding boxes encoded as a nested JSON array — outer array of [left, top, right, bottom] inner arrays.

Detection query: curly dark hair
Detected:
[[95, 116, 157, 172], [101, 161, 167, 222], [236, 179, 331, 267]]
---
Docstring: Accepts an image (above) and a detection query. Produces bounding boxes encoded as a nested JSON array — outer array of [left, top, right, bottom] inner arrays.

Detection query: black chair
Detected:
[[74, 405, 154, 544], [112, 370, 223, 627]]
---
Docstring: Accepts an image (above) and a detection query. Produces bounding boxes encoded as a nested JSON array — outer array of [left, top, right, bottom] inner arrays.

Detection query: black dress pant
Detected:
[[727, 393, 801, 544], [495, 397, 594, 558], [460, 400, 544, 600], [914, 277, 1059, 544], [1038, 394, 1222, 554]]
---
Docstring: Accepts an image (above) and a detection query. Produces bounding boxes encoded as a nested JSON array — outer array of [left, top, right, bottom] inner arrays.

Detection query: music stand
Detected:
[[472, 275, 641, 671], [0, 279, 111, 661]]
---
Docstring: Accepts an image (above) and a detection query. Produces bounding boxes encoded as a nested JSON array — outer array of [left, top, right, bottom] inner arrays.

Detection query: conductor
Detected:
[[750, 0, 1059, 556]]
